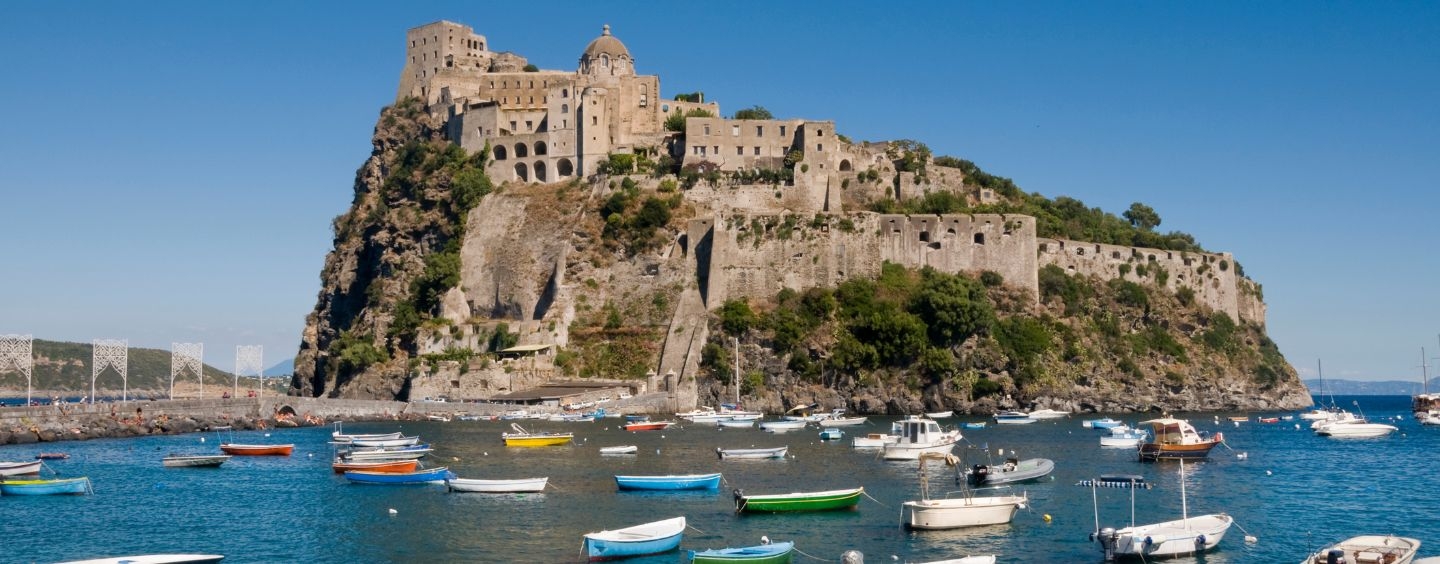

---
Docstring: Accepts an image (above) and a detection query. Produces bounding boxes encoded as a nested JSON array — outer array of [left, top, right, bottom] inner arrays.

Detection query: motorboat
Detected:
[[1099, 427, 1149, 448], [818, 428, 844, 440], [1090, 460, 1232, 559], [882, 417, 960, 460], [817, 409, 868, 427], [967, 457, 1054, 486], [758, 420, 807, 432], [1136, 417, 1223, 461], [1028, 408, 1069, 420], [1300, 535, 1420, 564], [1316, 421, 1398, 438], [993, 411, 1036, 425], [1309, 410, 1361, 429], [901, 452, 1026, 529], [1083, 417, 1124, 429]]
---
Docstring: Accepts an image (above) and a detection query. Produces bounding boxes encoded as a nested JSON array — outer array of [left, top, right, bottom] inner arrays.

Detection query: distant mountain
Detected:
[[0, 339, 236, 393], [264, 358, 294, 377], [1304, 378, 1437, 396]]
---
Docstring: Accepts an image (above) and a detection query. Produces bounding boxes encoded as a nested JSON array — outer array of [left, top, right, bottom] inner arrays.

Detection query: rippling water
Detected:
[[3, 395, 1435, 563]]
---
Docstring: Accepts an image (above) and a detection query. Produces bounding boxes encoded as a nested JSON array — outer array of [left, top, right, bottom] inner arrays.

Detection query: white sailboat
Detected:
[[1091, 460, 1233, 560]]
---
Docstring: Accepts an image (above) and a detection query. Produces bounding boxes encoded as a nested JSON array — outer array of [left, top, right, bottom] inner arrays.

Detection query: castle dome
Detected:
[[579, 25, 633, 76]]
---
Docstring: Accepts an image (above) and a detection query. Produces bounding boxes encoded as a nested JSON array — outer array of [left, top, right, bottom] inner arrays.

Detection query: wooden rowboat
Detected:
[[615, 473, 721, 491], [56, 554, 226, 564], [501, 423, 573, 446], [583, 516, 686, 561], [331, 459, 419, 474], [343, 466, 453, 485], [623, 421, 675, 431], [219, 443, 294, 456], [734, 487, 863, 513], [0, 476, 93, 495], [162, 455, 232, 468], [446, 476, 548, 493], [689, 541, 795, 563], [716, 446, 787, 460], [600, 445, 638, 455], [0, 460, 43, 476]]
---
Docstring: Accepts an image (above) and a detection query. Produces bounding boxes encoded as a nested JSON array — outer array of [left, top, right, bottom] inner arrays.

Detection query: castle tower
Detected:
[[398, 21, 489, 102], [578, 25, 634, 82]]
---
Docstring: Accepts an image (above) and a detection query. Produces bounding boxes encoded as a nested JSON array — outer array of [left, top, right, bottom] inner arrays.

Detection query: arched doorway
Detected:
[[839, 159, 853, 172], [515, 143, 529, 158], [534, 141, 548, 156], [534, 161, 548, 182], [557, 158, 574, 177], [514, 162, 529, 182]]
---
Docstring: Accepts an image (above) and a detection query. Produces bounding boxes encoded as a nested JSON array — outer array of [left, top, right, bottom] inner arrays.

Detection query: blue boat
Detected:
[[625, 414, 651, 422], [689, 540, 795, 563], [344, 467, 454, 485], [818, 428, 843, 440], [0, 476, 92, 496], [615, 472, 722, 491], [1084, 417, 1124, 429], [584, 516, 686, 561], [962, 422, 988, 429]]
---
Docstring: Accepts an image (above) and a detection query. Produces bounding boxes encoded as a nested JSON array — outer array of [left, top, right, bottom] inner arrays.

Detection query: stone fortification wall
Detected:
[[1037, 238, 1252, 322], [704, 213, 1038, 306], [682, 117, 803, 171]]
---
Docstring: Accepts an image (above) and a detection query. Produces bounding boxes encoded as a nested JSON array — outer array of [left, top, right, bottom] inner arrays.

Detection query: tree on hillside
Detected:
[[1124, 202, 1161, 230], [733, 105, 774, 120]]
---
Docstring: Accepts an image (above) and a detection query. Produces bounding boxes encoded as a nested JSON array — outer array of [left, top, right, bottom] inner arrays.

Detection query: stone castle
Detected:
[[395, 21, 1266, 404]]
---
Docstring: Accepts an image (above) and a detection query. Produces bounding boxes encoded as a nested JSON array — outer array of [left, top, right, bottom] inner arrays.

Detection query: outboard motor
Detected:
[[1092, 527, 1118, 561], [1327, 549, 1346, 564], [732, 488, 744, 511], [969, 464, 989, 486]]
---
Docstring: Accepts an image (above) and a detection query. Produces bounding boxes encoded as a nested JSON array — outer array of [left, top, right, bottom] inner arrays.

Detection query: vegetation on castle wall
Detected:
[[732, 105, 773, 120], [598, 177, 682, 255], [665, 108, 716, 132]]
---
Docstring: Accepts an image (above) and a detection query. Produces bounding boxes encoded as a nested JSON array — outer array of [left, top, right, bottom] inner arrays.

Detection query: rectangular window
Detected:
[[754, 146, 761, 155], [592, 116, 598, 125], [704, 125, 711, 135], [817, 143, 823, 151], [779, 125, 787, 136], [736, 146, 743, 156], [756, 126, 763, 136], [525, 121, 533, 131], [732, 125, 740, 136], [713, 145, 719, 154], [510, 121, 517, 131]]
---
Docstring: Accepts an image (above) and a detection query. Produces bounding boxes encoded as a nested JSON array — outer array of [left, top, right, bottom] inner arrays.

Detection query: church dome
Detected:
[[582, 25, 631, 61]]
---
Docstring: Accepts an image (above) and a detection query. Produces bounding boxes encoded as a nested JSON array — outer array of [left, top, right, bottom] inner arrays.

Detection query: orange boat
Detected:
[[1136, 418, 1222, 461], [331, 459, 419, 474], [220, 443, 295, 456], [623, 421, 675, 432]]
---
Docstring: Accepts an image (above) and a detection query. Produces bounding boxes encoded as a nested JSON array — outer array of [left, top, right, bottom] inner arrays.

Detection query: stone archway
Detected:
[[515, 143, 529, 158], [839, 159, 853, 172], [557, 158, 574, 177], [277, 405, 296, 416], [515, 162, 529, 182], [534, 160, 548, 182], [493, 145, 508, 161], [534, 141, 548, 156]]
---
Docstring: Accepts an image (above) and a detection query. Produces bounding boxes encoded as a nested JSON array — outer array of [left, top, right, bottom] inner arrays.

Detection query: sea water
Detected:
[[2, 395, 1436, 563]]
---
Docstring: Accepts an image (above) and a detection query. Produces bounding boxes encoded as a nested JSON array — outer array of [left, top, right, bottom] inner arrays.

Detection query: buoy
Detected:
[[388, 508, 397, 515], [307, 453, 313, 458], [199, 437, 205, 443], [264, 433, 271, 438], [1043, 514, 1053, 522], [1265, 470, 1273, 476], [483, 452, 488, 456], [1245, 535, 1258, 543], [452, 457, 459, 462], [1237, 452, 1248, 460], [1294, 424, 1301, 430], [1233, 421, 1240, 428]]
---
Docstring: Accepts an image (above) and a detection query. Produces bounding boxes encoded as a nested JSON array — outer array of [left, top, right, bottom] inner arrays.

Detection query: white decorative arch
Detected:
[[170, 342, 204, 399], [235, 345, 263, 396], [92, 339, 128, 404], [0, 334, 34, 404]]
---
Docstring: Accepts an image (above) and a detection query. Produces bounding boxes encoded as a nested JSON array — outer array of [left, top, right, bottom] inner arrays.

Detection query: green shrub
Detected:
[[718, 300, 757, 335]]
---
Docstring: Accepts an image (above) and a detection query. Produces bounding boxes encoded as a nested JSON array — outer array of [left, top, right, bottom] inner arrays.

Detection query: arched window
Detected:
[[514, 162, 529, 182], [600, 54, 610, 67], [561, 103, 569, 114], [493, 145, 508, 161], [534, 161, 547, 182], [515, 143, 529, 158], [562, 88, 569, 98], [557, 158, 574, 177], [534, 141, 547, 156]]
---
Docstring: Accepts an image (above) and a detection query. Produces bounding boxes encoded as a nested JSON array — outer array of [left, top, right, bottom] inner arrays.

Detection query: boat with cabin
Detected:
[[882, 417, 960, 460], [1136, 417, 1223, 461], [582, 516, 686, 561]]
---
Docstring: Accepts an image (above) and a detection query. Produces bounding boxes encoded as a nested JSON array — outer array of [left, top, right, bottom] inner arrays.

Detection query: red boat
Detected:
[[220, 443, 295, 456], [332, 459, 419, 474], [1258, 417, 1280, 423], [623, 421, 676, 432]]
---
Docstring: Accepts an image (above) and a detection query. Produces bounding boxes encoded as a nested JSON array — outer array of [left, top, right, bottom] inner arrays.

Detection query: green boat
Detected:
[[734, 487, 863, 513]]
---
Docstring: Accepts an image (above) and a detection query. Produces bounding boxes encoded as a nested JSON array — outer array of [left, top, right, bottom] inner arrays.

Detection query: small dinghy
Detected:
[[446, 476, 548, 493], [600, 445, 638, 455]]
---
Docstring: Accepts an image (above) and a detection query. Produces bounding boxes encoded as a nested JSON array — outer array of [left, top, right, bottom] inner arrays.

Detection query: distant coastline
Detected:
[[1304, 378, 1436, 396]]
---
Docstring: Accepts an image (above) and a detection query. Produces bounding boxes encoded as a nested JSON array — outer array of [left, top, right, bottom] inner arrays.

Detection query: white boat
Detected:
[[1299, 535, 1421, 564], [925, 410, 954, 419], [882, 417, 960, 460], [677, 407, 733, 423], [1316, 421, 1398, 438], [1099, 428, 1149, 448], [1091, 460, 1233, 559], [446, 476, 547, 493], [718, 418, 756, 428], [56, 555, 225, 564], [913, 557, 996, 564], [341, 447, 433, 461], [0, 460, 43, 476], [901, 452, 1027, 529], [1309, 409, 1361, 429], [817, 411, 869, 427], [759, 420, 807, 432], [716, 446, 787, 460], [1420, 412, 1440, 426], [852, 426, 900, 448], [1298, 408, 1336, 421], [330, 423, 402, 443], [993, 411, 1036, 425], [1027, 408, 1069, 419], [349, 435, 421, 448], [161, 455, 231, 468], [600, 445, 638, 455]]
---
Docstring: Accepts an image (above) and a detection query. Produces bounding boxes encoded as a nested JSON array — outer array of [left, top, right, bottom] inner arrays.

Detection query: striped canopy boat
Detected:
[[689, 541, 794, 563], [734, 487, 863, 513], [1, 476, 93, 495], [583, 516, 686, 561]]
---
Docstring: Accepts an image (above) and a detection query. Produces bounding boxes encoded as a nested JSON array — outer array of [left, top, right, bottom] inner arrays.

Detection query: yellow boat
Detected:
[[502, 423, 573, 447]]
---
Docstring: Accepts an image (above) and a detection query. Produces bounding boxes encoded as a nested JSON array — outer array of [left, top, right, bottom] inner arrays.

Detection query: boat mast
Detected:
[[1422, 346, 1430, 396], [1179, 459, 1188, 522], [733, 337, 740, 406]]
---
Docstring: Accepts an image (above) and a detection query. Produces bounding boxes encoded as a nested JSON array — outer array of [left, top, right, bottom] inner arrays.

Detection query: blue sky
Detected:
[[2, 2, 1437, 382]]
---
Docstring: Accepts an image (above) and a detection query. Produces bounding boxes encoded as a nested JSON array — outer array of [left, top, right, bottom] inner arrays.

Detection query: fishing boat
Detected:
[[818, 428, 843, 440], [56, 555, 226, 564], [600, 445, 638, 455], [967, 457, 1054, 486], [501, 423, 573, 446], [0, 476, 93, 495], [901, 452, 1027, 529], [1228, 416, 1249, 423], [716, 446, 787, 460], [1028, 408, 1069, 420], [718, 418, 757, 428], [624, 420, 675, 431], [1099, 427, 1149, 448], [615, 472, 722, 491], [688, 541, 795, 563], [882, 417, 960, 460], [781, 403, 825, 422], [161, 454, 231, 468], [343, 466, 454, 485], [219, 443, 294, 456], [1300, 535, 1421, 564], [993, 411, 1036, 425], [446, 476, 548, 493], [1090, 460, 1233, 560], [925, 410, 954, 419], [1136, 417, 1223, 461], [339, 444, 433, 461], [582, 516, 686, 561], [1083, 418, 1124, 429], [330, 423, 401, 443], [0, 460, 43, 476], [331, 459, 419, 474], [35, 452, 69, 460], [758, 420, 807, 432], [734, 487, 863, 513], [1258, 417, 1280, 423], [348, 435, 421, 448]]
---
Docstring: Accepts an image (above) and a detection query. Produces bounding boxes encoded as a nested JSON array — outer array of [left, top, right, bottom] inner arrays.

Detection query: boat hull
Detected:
[[56, 555, 226, 564], [969, 458, 1054, 485], [717, 447, 787, 460], [331, 459, 419, 474], [1137, 441, 1218, 461], [0, 460, 44, 476], [162, 455, 231, 468], [902, 496, 1025, 529], [446, 477, 548, 493], [736, 487, 863, 512], [600, 445, 638, 455], [219, 444, 294, 456], [502, 434, 573, 447], [615, 473, 721, 491], [623, 421, 674, 431], [1317, 423, 1398, 438], [0, 476, 92, 495], [1299, 535, 1421, 564], [1100, 513, 1233, 558], [882, 439, 957, 460], [583, 516, 686, 561], [344, 467, 453, 485], [689, 541, 795, 563]]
